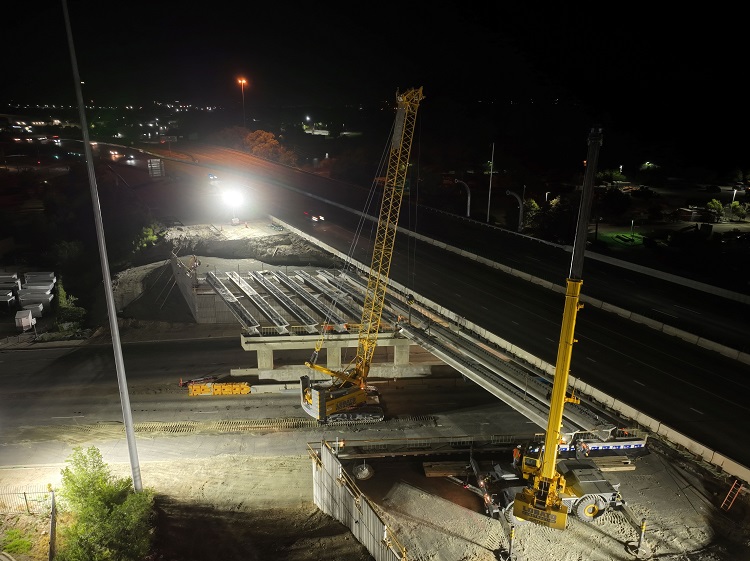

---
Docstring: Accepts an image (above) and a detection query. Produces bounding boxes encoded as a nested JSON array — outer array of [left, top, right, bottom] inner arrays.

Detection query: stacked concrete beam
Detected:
[[0, 273, 20, 297], [23, 303, 44, 318], [22, 281, 55, 292], [18, 292, 54, 310], [24, 272, 56, 284]]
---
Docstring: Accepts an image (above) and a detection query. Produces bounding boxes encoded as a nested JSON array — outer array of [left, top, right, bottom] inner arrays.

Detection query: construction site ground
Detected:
[[2, 222, 750, 561]]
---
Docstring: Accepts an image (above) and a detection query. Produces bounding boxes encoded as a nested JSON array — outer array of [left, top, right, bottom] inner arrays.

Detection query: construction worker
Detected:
[[512, 445, 522, 468], [576, 440, 590, 458]]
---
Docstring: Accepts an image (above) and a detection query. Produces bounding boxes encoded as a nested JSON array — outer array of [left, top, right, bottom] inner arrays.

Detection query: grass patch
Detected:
[[1, 528, 33, 554], [597, 231, 644, 246]]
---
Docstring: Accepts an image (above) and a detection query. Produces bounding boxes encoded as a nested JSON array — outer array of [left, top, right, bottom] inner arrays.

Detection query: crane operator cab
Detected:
[[519, 442, 543, 479]]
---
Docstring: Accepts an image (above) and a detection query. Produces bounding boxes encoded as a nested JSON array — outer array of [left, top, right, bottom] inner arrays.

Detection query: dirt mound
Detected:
[[130, 228, 342, 269]]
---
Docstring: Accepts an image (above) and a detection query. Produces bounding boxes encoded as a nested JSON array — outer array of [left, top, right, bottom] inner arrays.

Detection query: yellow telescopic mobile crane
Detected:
[[512, 127, 607, 529], [300, 87, 425, 422]]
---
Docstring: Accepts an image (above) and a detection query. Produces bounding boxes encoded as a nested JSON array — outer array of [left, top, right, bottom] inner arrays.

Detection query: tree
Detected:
[[47, 240, 85, 271], [57, 446, 155, 561], [56, 277, 87, 328], [596, 169, 626, 183], [596, 187, 631, 221], [706, 198, 724, 221], [59, 447, 131, 512], [523, 198, 540, 230], [735, 202, 748, 221], [134, 225, 159, 250], [208, 126, 249, 150], [243, 130, 297, 165], [534, 193, 579, 244], [729, 201, 746, 221]]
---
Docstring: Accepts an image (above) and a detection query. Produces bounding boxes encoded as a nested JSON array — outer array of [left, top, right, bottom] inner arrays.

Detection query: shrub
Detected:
[[56, 447, 155, 561]]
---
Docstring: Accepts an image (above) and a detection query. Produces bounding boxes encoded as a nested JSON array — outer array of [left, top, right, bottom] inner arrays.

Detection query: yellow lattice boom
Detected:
[[354, 86, 424, 383]]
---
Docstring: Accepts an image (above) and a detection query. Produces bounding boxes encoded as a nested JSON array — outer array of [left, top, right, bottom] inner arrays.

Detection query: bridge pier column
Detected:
[[326, 345, 342, 370], [257, 349, 274, 370], [394, 344, 410, 366]]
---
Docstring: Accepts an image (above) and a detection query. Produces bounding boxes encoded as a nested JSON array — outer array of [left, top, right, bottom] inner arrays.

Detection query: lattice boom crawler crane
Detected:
[[300, 87, 424, 422]]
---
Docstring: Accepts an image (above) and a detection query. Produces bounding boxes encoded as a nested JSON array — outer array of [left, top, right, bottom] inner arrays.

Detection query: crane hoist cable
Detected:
[[309, 95, 414, 368]]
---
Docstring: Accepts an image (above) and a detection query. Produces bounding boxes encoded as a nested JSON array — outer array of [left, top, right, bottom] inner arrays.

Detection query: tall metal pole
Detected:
[[61, 0, 142, 491], [486, 143, 494, 223], [455, 179, 471, 218], [238, 78, 247, 128]]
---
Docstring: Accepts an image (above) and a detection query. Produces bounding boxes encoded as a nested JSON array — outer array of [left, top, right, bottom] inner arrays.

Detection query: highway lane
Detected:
[[0, 339, 252, 431], [171, 143, 749, 353], [0, 343, 523, 439], [64, 141, 750, 466], [148, 141, 749, 352]]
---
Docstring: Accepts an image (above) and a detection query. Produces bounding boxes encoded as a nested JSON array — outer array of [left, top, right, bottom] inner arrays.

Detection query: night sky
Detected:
[[3, 3, 748, 171]]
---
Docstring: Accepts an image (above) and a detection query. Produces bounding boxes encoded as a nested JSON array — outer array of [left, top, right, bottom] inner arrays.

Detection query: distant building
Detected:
[[676, 207, 713, 222]]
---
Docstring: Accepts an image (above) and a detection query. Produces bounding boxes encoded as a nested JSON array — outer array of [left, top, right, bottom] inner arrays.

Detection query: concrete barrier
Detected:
[[662, 324, 700, 344]]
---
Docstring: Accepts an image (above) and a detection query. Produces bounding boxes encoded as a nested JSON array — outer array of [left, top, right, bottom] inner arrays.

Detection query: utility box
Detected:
[[15, 310, 36, 331]]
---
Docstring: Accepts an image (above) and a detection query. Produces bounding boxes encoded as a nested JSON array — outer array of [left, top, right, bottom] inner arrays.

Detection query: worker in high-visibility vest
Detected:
[[576, 440, 591, 458], [512, 445, 522, 468]]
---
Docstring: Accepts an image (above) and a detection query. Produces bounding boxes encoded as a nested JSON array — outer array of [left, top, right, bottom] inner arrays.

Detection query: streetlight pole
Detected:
[[486, 143, 494, 223], [455, 179, 471, 218], [238, 78, 247, 128], [506, 190, 524, 232], [63, 0, 142, 491]]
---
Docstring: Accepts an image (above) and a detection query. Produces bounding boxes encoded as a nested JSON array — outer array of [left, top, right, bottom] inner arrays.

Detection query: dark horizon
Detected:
[[3, 3, 748, 174]]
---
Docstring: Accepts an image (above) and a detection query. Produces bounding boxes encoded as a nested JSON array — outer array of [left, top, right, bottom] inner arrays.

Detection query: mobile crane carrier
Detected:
[[300, 87, 424, 422], [510, 127, 626, 529]]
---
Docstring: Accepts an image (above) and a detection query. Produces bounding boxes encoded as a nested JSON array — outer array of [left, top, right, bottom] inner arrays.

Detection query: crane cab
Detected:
[[519, 442, 542, 479]]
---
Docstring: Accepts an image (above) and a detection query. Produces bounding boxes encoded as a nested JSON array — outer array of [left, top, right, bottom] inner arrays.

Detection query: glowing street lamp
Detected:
[[238, 78, 247, 127]]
